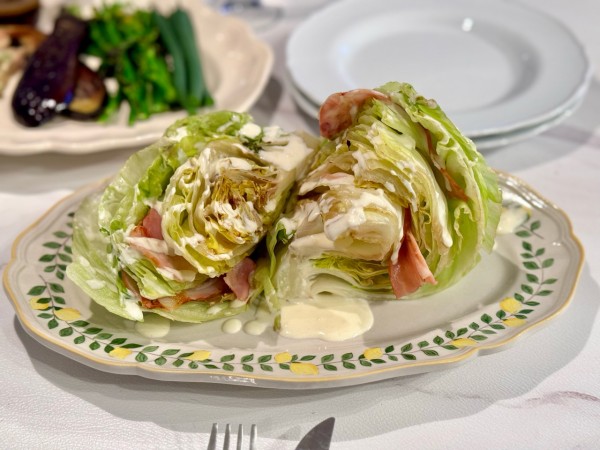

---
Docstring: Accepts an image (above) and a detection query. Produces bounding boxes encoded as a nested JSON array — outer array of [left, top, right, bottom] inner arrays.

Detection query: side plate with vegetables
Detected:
[[0, 0, 273, 154]]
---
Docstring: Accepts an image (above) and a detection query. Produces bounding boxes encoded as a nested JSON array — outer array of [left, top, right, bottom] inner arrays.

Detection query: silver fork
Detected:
[[207, 423, 258, 450]]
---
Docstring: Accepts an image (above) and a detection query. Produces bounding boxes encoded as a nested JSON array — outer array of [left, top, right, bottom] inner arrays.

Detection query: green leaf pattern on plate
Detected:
[[26, 209, 555, 376]]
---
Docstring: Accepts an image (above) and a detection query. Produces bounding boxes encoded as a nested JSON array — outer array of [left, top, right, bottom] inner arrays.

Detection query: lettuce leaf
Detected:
[[269, 82, 502, 302], [68, 111, 317, 322]]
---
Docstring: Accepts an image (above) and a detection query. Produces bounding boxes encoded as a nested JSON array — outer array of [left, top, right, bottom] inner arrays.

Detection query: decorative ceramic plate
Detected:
[[0, 0, 273, 155], [3, 173, 583, 389], [286, 0, 591, 138]]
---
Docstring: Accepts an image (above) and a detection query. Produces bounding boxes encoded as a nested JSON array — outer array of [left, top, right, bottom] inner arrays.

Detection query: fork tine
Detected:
[[207, 423, 256, 450], [249, 424, 257, 450], [223, 424, 231, 450], [207, 423, 218, 450], [236, 424, 243, 450]]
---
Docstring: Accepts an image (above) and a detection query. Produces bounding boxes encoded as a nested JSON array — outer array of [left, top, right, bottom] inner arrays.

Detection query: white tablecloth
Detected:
[[1, 0, 599, 448]]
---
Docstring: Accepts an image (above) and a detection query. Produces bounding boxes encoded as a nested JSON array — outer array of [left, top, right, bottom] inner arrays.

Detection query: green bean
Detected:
[[152, 11, 187, 107], [169, 8, 213, 108]]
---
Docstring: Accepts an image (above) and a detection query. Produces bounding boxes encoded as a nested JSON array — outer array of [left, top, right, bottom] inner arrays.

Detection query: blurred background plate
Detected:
[[287, 0, 591, 139], [472, 87, 586, 150], [285, 66, 586, 151], [0, 0, 273, 155]]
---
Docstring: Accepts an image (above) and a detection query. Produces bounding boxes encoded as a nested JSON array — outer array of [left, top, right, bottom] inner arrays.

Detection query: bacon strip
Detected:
[[388, 215, 437, 298], [224, 257, 256, 301]]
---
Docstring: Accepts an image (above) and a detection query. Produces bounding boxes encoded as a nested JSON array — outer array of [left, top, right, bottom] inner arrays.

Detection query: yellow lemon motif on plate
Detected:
[[109, 347, 132, 359], [274, 352, 292, 363], [500, 297, 521, 313], [290, 362, 319, 375], [363, 347, 383, 360], [55, 308, 81, 321], [503, 318, 526, 327], [187, 350, 211, 361], [451, 338, 478, 348], [29, 297, 49, 310]]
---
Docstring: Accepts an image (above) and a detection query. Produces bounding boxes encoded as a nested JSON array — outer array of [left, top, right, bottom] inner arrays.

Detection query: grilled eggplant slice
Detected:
[[64, 62, 107, 120], [11, 12, 87, 127]]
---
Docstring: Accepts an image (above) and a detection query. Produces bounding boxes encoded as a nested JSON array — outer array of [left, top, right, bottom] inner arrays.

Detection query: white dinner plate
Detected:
[[285, 69, 586, 151], [286, 0, 591, 138], [4, 173, 583, 389], [0, 0, 273, 155], [473, 89, 585, 150]]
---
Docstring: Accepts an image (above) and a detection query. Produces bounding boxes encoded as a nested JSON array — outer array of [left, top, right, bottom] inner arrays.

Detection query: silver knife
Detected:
[[295, 417, 335, 450]]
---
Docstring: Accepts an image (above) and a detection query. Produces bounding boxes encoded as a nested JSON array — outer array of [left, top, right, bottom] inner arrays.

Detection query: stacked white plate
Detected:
[[286, 0, 592, 150]]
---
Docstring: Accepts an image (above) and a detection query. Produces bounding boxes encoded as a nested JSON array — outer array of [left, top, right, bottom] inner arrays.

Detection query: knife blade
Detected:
[[295, 417, 335, 450]]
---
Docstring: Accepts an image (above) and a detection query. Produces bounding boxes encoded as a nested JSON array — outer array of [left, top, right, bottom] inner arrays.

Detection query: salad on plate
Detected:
[[66, 82, 502, 341], [66, 111, 318, 323]]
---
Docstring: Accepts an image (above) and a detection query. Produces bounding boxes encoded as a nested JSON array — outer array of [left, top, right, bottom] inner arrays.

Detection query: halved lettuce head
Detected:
[[263, 82, 502, 307], [67, 111, 317, 322]]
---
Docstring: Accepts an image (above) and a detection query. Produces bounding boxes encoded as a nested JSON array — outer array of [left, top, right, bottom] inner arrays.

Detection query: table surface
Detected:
[[1, 1, 599, 448]]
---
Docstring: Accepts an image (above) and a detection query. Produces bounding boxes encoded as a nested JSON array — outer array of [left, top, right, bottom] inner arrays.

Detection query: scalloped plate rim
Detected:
[[3, 172, 585, 389]]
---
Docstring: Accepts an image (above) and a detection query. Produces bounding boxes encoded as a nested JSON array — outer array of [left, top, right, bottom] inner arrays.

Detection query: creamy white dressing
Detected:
[[265, 197, 277, 213], [261, 126, 283, 143], [156, 267, 197, 283], [323, 189, 399, 242], [239, 123, 262, 139], [244, 319, 269, 336], [207, 304, 224, 315], [118, 246, 145, 266], [324, 208, 367, 241], [435, 190, 454, 248], [171, 126, 188, 142], [289, 233, 336, 256], [259, 133, 314, 174], [217, 157, 254, 171], [86, 279, 106, 290], [230, 299, 247, 309], [222, 318, 243, 334], [279, 295, 374, 342], [298, 173, 355, 195], [124, 299, 144, 321], [78, 256, 91, 267], [216, 119, 236, 133], [351, 149, 376, 175], [178, 233, 206, 248], [135, 314, 171, 338], [243, 303, 273, 336], [278, 217, 298, 235], [211, 201, 259, 234], [125, 236, 173, 255], [497, 205, 530, 235]]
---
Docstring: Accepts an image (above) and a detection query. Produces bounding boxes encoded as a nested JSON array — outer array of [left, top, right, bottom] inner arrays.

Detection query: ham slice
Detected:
[[388, 215, 437, 298], [319, 89, 389, 139], [128, 208, 195, 277], [128, 242, 195, 277], [180, 277, 229, 301], [130, 208, 164, 239], [122, 269, 229, 310], [224, 257, 256, 301]]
